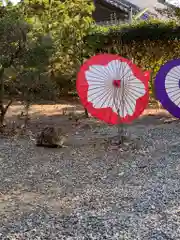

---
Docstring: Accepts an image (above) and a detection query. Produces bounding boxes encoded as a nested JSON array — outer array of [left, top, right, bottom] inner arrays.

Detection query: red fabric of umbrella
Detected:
[[76, 54, 150, 124]]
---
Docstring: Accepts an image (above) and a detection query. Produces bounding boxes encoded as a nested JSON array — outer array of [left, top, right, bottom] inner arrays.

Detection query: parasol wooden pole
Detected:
[[114, 87, 124, 145], [117, 108, 124, 144]]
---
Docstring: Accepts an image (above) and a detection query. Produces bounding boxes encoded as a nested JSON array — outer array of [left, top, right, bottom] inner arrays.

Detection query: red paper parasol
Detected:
[[76, 54, 150, 124]]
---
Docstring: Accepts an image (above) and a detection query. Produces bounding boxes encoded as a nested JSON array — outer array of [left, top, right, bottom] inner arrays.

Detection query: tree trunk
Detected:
[[0, 100, 13, 128], [0, 110, 5, 128], [24, 100, 30, 128], [84, 108, 89, 118], [0, 67, 5, 127]]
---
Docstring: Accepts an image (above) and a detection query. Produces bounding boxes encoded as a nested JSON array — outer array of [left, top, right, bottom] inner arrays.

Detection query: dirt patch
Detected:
[[4, 101, 177, 134]]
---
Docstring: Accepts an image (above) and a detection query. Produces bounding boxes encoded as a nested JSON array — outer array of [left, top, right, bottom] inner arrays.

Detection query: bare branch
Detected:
[[4, 99, 13, 114]]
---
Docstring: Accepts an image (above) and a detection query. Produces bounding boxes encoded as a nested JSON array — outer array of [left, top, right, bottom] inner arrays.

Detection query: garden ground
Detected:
[[0, 101, 180, 239]]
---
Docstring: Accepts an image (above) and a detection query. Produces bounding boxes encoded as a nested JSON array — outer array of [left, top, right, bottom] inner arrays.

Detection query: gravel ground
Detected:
[[1, 118, 180, 239]]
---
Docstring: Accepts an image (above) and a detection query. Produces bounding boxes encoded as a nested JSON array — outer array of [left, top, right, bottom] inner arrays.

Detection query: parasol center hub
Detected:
[[113, 79, 121, 88]]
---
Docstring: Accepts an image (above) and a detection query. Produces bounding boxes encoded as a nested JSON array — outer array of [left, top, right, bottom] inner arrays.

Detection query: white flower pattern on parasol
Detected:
[[85, 60, 146, 117], [165, 65, 180, 108]]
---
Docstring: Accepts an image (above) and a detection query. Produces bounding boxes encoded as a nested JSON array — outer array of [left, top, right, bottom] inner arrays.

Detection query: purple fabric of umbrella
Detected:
[[155, 58, 180, 118]]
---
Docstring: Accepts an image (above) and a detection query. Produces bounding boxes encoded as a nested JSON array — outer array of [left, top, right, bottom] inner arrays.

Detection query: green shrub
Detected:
[[85, 20, 180, 100]]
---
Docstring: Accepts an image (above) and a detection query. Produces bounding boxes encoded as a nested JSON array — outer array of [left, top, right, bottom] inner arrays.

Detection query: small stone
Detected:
[[118, 172, 124, 176]]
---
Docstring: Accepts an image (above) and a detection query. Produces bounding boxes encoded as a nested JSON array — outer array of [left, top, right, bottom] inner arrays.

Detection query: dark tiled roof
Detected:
[[103, 0, 167, 17], [104, 0, 139, 13]]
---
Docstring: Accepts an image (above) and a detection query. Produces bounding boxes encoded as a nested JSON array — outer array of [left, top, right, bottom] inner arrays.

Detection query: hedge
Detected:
[[84, 20, 180, 99], [87, 20, 180, 44]]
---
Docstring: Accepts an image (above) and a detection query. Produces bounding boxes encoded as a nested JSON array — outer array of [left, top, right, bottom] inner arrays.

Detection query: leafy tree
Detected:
[[0, 0, 96, 126], [50, 0, 95, 117], [0, 1, 59, 127], [21, 0, 95, 116], [14, 32, 58, 125], [0, 4, 28, 126]]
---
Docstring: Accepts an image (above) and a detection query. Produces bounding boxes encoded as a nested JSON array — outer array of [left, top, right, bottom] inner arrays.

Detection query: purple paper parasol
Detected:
[[155, 58, 180, 118]]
